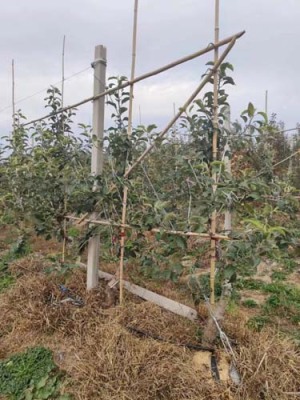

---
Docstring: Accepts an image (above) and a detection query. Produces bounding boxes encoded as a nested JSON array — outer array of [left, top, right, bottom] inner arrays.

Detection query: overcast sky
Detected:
[[0, 0, 299, 136]]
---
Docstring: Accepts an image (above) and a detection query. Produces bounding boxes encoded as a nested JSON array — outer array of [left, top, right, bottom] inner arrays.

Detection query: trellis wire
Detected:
[[0, 66, 91, 115]]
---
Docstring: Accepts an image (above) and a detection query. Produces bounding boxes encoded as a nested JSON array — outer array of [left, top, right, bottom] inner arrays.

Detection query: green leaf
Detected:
[[243, 218, 265, 231], [36, 375, 49, 390], [25, 389, 33, 400], [222, 76, 235, 86], [257, 111, 268, 123], [221, 62, 234, 72], [247, 102, 255, 118], [175, 236, 187, 250], [154, 200, 170, 211], [268, 226, 287, 235]]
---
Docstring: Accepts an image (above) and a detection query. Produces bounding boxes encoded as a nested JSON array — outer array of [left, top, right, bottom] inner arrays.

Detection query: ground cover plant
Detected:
[[0, 347, 71, 400]]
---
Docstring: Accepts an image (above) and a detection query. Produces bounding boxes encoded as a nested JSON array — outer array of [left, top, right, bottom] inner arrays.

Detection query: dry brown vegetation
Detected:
[[0, 252, 299, 400]]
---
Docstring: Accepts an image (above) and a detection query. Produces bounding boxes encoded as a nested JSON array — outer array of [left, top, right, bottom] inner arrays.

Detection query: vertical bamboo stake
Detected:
[[224, 105, 232, 234], [11, 59, 16, 137], [173, 103, 179, 174], [61, 35, 66, 109], [119, 0, 139, 305], [210, 0, 220, 305], [61, 35, 67, 263], [87, 45, 107, 290]]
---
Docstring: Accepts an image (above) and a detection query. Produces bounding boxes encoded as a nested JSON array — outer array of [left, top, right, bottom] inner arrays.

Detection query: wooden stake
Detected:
[[119, 0, 139, 305], [210, 0, 220, 305], [87, 45, 107, 290]]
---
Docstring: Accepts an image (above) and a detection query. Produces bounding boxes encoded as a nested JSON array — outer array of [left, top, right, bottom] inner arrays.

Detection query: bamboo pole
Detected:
[[255, 149, 300, 179], [61, 35, 67, 263], [119, 0, 139, 305], [66, 215, 230, 240], [210, 0, 220, 305], [61, 35, 66, 110], [150, 228, 229, 240], [271, 149, 300, 168], [21, 31, 245, 127], [11, 59, 16, 137], [124, 37, 237, 179], [223, 106, 232, 235]]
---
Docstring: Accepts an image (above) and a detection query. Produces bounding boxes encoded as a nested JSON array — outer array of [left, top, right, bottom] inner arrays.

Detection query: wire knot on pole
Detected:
[[91, 58, 107, 68]]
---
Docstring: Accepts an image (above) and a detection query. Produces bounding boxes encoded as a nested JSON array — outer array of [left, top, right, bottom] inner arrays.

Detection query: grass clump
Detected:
[[236, 278, 265, 291], [247, 315, 270, 331], [271, 270, 288, 281], [0, 347, 71, 400], [242, 299, 259, 308], [0, 236, 31, 293], [246, 281, 300, 338], [263, 283, 300, 320]]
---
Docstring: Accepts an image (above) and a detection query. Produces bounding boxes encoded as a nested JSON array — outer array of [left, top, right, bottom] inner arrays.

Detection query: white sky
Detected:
[[0, 0, 299, 135]]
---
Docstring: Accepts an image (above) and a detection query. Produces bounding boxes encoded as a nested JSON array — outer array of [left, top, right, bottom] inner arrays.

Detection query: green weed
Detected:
[[242, 299, 259, 308], [0, 236, 31, 293], [247, 315, 270, 331], [0, 347, 71, 400], [236, 278, 265, 291], [263, 283, 300, 320], [271, 270, 288, 281]]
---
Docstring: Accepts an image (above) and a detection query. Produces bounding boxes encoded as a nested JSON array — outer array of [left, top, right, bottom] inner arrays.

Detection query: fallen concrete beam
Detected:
[[98, 270, 198, 321]]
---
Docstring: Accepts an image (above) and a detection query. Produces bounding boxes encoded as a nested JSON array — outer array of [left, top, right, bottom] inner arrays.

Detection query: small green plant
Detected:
[[262, 283, 300, 319], [247, 315, 270, 331], [0, 347, 71, 400], [0, 236, 31, 293], [281, 257, 297, 273], [0, 273, 15, 292], [271, 270, 288, 281], [44, 256, 80, 276], [236, 278, 265, 291], [245, 282, 300, 339], [242, 299, 258, 308]]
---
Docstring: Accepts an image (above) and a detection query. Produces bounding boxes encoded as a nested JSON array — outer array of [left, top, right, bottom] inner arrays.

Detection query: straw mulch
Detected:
[[0, 255, 299, 400]]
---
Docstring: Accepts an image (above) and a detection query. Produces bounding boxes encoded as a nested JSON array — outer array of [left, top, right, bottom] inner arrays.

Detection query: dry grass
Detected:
[[0, 256, 299, 400]]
